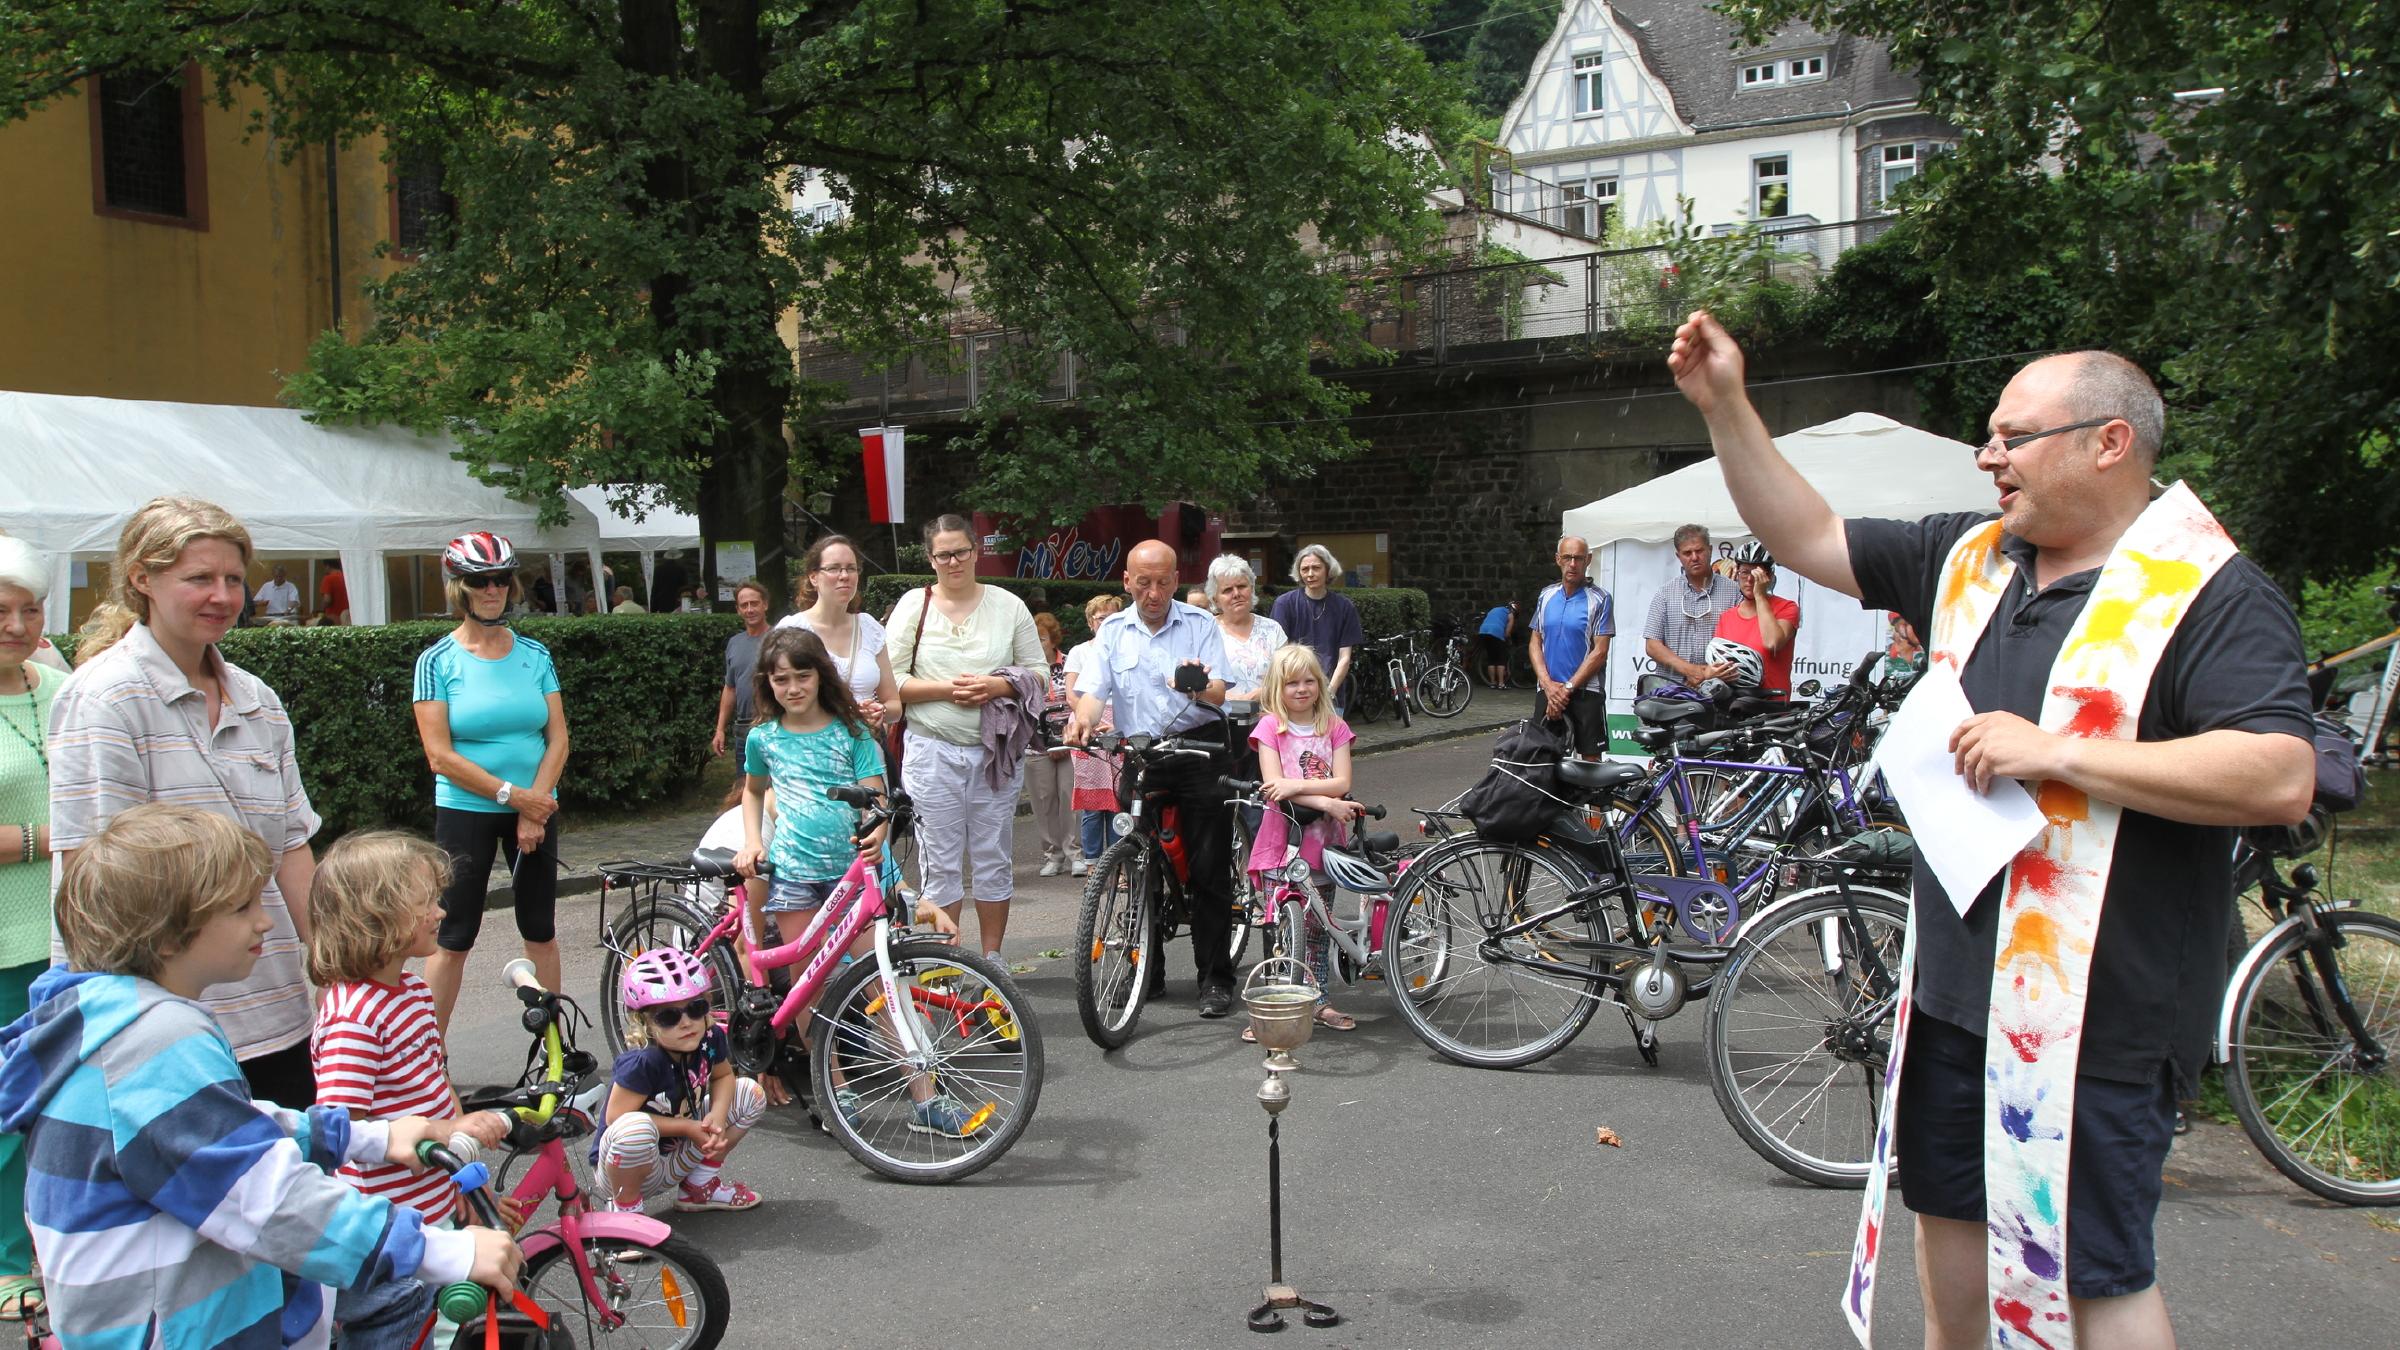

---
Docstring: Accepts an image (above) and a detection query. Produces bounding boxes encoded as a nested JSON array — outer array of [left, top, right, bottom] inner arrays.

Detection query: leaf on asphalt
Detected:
[[1594, 1126, 1624, 1148], [1039, 948, 1066, 960]]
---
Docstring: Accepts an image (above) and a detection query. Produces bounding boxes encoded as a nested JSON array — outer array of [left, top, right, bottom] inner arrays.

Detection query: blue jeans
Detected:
[[333, 1272, 434, 1350], [1079, 810, 1120, 860]]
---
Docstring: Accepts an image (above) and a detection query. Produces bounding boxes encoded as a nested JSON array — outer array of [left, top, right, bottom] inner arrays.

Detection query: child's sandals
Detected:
[[0, 1275, 42, 1322], [674, 1177, 762, 1212]]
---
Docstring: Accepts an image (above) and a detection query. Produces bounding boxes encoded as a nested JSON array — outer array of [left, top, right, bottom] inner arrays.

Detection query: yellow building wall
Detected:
[[0, 77, 398, 406]]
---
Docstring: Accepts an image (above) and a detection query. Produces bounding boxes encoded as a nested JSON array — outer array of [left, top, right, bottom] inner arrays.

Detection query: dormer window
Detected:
[[1739, 62, 1781, 90], [1572, 53, 1605, 117], [1787, 53, 1827, 83]]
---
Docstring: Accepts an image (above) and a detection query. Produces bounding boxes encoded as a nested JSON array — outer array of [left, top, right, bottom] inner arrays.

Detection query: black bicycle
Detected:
[[1381, 754, 1731, 1069], [1073, 723, 1251, 1049], [2220, 827, 2400, 1205], [1347, 633, 1414, 728]]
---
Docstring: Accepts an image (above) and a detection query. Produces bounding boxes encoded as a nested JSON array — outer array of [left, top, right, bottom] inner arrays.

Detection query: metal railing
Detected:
[[796, 216, 1889, 413]]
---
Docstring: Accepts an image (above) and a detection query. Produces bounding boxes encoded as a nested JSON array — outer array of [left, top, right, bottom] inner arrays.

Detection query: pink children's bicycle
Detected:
[[426, 959, 732, 1349], [596, 785, 1044, 1183]]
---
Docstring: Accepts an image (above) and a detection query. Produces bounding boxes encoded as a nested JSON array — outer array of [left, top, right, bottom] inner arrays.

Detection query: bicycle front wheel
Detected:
[[1392, 669, 1414, 728], [810, 940, 1045, 1183], [1074, 838, 1158, 1049], [1704, 886, 1909, 1188], [2223, 909, 2400, 1205], [599, 899, 746, 1062], [1382, 838, 1605, 1068], [1416, 662, 1472, 718], [521, 1229, 731, 1350]]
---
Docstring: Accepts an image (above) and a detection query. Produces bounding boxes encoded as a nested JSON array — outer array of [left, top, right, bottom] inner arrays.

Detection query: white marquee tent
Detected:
[[569, 485, 700, 606], [0, 391, 605, 625], [1557, 411, 1994, 752]]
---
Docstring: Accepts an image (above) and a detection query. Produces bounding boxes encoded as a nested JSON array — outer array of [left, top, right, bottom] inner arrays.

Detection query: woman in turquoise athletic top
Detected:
[[411, 532, 571, 1033]]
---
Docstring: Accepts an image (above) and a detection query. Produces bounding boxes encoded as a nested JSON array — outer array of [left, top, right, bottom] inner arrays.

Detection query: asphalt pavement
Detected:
[[441, 733, 2400, 1349]]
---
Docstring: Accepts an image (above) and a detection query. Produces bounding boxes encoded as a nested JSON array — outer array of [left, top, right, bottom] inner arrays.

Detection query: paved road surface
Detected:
[[442, 735, 2400, 1348]]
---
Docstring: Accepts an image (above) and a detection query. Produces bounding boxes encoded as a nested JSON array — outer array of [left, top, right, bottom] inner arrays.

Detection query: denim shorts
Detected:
[[765, 875, 840, 913], [1895, 1012, 2177, 1299]]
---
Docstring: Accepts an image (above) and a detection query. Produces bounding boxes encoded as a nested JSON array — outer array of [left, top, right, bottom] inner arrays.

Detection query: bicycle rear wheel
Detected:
[[1392, 666, 1414, 728], [1074, 837, 1158, 1049], [2223, 909, 2400, 1205], [521, 1230, 730, 1350], [1417, 662, 1472, 718], [1381, 838, 1605, 1068], [599, 898, 747, 1063], [1703, 886, 1909, 1188], [810, 940, 1045, 1183]]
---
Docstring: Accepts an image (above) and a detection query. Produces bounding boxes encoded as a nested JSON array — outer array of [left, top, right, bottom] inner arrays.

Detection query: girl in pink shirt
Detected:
[[1246, 646, 1364, 1032]]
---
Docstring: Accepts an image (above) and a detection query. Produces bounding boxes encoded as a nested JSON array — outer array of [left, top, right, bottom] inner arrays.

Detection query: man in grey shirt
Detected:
[[713, 579, 772, 757], [1642, 523, 1741, 685]]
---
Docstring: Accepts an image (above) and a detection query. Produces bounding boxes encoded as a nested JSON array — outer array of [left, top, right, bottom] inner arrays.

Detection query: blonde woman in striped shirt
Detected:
[[48, 498, 321, 1108]]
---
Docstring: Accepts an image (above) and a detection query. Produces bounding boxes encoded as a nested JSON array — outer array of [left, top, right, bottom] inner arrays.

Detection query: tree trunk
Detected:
[[698, 372, 793, 608]]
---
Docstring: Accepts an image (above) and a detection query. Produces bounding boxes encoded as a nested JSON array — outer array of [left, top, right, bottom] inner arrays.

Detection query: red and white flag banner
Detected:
[[860, 425, 906, 524]]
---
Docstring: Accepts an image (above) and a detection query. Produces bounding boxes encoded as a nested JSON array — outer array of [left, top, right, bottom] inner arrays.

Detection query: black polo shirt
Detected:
[[1848, 513, 2314, 1084]]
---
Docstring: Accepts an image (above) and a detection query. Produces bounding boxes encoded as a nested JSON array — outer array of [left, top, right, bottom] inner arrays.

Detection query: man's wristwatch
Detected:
[[496, 781, 515, 807]]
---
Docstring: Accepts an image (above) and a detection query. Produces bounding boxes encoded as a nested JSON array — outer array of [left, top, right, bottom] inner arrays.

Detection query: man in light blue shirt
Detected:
[[1064, 540, 1240, 1015]]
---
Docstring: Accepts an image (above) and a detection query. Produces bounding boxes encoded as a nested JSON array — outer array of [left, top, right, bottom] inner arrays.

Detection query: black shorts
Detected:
[[1538, 687, 1609, 758], [1896, 1012, 2177, 1299], [1476, 634, 1507, 666], [433, 806, 560, 950]]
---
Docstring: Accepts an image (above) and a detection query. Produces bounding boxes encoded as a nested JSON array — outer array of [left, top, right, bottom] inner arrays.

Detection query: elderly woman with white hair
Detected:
[[1206, 555, 1288, 707], [0, 536, 59, 1313], [1268, 544, 1364, 714]]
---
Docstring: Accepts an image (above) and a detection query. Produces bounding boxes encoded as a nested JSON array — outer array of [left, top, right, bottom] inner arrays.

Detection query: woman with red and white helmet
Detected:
[[594, 949, 766, 1215], [411, 532, 572, 1033]]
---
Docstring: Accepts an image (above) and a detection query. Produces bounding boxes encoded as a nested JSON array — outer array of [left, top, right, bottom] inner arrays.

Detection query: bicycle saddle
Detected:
[[1558, 758, 1644, 793], [688, 846, 741, 879]]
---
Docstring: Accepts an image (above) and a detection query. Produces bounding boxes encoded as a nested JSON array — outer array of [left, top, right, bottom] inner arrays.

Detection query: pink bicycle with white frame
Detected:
[[596, 785, 1044, 1183]]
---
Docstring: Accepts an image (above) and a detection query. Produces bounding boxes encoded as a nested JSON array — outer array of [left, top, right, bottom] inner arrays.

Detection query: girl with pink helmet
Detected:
[[592, 948, 768, 1215]]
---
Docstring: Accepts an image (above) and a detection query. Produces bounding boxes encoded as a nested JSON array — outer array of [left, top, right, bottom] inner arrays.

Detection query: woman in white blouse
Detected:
[[1208, 554, 1287, 704], [886, 515, 1044, 961], [775, 534, 902, 731]]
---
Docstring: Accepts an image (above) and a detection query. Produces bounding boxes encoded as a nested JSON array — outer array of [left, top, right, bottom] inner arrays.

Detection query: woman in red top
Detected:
[[1711, 541, 1800, 696]]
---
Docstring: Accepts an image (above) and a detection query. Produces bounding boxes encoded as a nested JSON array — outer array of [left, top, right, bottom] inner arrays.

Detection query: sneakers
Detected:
[[908, 1094, 985, 1138], [1038, 853, 1064, 877], [674, 1176, 762, 1212], [1197, 984, 1236, 1019], [1070, 855, 1090, 877]]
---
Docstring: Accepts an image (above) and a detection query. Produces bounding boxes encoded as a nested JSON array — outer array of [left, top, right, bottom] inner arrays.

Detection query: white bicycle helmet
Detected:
[[1705, 636, 1765, 691]]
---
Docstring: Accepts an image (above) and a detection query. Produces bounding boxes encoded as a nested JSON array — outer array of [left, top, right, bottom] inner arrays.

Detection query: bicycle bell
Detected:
[[1622, 948, 1688, 1020]]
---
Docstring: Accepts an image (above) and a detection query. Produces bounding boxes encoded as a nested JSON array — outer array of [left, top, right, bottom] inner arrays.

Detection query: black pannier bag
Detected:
[[1455, 718, 1574, 843]]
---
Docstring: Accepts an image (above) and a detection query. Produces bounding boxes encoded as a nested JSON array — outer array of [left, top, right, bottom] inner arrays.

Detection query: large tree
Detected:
[[4, 1, 1450, 599], [1727, 0, 2399, 592]]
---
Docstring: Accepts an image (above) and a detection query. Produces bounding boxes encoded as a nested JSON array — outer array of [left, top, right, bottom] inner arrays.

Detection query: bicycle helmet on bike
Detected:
[[621, 947, 713, 1009], [2242, 805, 2328, 861], [1704, 636, 1766, 690], [1731, 540, 1774, 569], [442, 531, 518, 579]]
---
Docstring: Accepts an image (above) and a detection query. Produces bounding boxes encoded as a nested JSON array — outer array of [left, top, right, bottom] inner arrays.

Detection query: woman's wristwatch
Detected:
[[496, 781, 515, 807]]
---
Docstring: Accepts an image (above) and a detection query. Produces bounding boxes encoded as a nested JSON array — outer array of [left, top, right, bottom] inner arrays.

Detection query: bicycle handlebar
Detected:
[[417, 1140, 507, 1323]]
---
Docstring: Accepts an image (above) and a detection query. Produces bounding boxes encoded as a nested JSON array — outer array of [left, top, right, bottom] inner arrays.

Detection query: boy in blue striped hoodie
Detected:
[[0, 804, 521, 1349]]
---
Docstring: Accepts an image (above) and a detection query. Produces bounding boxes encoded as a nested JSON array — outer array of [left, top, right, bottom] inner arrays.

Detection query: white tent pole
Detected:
[[548, 553, 567, 615], [43, 554, 72, 633], [640, 551, 656, 608]]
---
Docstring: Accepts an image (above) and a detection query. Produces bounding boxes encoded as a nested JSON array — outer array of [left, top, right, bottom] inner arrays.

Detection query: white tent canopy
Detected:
[[1561, 412, 1994, 545], [568, 485, 700, 606], [0, 391, 605, 625], [1557, 412, 1991, 754]]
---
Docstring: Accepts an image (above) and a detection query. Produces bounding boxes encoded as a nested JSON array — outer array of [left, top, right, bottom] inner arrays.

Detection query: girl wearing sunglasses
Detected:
[[594, 948, 768, 1215]]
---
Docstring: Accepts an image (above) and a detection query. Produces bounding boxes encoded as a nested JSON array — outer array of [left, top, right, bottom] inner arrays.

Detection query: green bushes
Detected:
[[860, 575, 1431, 645], [56, 614, 738, 838]]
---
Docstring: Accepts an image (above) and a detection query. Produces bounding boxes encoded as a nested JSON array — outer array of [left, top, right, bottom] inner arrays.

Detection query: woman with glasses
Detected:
[[886, 514, 1044, 962], [777, 534, 902, 732], [411, 532, 571, 1034]]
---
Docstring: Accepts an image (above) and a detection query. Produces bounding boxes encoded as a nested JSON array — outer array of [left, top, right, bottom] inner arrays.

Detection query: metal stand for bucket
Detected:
[[1243, 961, 1340, 1333]]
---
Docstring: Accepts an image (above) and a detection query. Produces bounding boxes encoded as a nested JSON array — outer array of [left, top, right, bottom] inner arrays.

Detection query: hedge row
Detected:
[[859, 575, 1431, 647], [57, 614, 740, 839]]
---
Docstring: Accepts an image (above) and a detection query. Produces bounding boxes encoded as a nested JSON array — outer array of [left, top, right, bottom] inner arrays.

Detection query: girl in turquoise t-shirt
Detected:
[[733, 628, 887, 949]]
